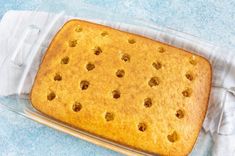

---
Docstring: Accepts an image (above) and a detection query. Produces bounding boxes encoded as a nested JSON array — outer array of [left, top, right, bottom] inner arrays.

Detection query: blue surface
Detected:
[[0, 0, 235, 155]]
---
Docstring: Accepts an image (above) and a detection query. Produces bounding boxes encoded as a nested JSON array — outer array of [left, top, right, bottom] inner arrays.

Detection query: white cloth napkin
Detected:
[[0, 10, 235, 155]]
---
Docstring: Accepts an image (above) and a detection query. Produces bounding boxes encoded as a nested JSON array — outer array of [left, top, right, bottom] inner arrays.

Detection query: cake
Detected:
[[30, 19, 212, 155]]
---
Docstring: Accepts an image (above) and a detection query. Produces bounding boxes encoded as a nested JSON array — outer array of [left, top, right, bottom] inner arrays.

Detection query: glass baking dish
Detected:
[[0, 1, 233, 155]]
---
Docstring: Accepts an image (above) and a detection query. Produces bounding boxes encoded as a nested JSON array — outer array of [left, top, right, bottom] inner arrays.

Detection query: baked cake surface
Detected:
[[30, 20, 212, 155]]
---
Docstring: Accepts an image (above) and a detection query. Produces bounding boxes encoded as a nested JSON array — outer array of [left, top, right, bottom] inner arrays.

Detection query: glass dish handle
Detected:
[[10, 25, 41, 67]]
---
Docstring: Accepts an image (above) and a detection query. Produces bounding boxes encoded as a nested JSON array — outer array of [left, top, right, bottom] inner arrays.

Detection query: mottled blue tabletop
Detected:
[[0, 0, 235, 156]]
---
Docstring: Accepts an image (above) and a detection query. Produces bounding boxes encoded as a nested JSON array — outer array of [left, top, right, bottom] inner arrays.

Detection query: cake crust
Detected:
[[30, 19, 212, 155]]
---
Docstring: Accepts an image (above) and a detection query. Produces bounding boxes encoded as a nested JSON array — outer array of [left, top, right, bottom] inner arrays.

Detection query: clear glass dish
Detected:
[[0, 1, 233, 155]]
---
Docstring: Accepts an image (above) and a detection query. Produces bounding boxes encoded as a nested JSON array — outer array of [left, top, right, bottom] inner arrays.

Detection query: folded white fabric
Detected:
[[0, 10, 234, 155]]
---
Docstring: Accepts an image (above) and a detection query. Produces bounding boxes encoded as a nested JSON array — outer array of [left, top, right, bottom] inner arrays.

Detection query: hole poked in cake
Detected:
[[158, 47, 165, 53], [144, 98, 152, 108], [152, 61, 162, 70], [47, 92, 56, 101], [182, 88, 192, 97], [121, 53, 130, 62], [61, 56, 69, 64], [128, 38, 136, 44], [72, 102, 82, 112], [54, 73, 62, 81], [101, 31, 108, 36], [116, 69, 125, 78], [86, 63, 95, 71], [167, 131, 178, 143], [176, 109, 184, 119], [80, 80, 90, 90], [75, 25, 83, 32], [105, 112, 114, 121], [112, 90, 120, 99], [185, 72, 194, 81], [148, 77, 160, 87], [93, 46, 102, 55], [68, 39, 77, 47], [138, 122, 147, 132]]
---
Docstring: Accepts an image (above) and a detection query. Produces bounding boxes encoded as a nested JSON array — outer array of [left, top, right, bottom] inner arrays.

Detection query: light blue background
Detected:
[[0, 0, 235, 155]]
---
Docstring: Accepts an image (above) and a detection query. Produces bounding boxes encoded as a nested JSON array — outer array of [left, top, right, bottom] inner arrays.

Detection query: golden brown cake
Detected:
[[30, 19, 212, 155]]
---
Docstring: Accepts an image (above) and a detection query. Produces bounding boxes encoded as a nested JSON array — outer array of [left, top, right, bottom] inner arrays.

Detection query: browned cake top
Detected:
[[31, 20, 212, 155]]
